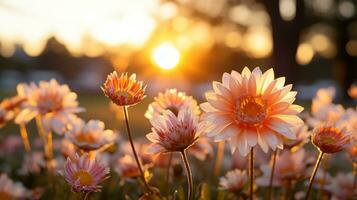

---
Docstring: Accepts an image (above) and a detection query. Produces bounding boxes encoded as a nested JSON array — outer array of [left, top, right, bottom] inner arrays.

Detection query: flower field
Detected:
[[0, 67, 357, 200]]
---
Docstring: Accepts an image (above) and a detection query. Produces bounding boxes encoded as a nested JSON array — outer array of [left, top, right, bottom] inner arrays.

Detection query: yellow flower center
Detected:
[[0, 191, 12, 200], [236, 96, 267, 125], [75, 133, 97, 144], [72, 170, 93, 186]]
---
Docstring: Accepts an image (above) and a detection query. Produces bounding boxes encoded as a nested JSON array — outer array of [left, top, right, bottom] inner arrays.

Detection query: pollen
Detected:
[[236, 96, 267, 125], [72, 170, 93, 186]]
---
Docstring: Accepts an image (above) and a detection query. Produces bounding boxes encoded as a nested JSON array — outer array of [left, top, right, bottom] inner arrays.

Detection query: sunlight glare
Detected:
[[152, 43, 180, 70]]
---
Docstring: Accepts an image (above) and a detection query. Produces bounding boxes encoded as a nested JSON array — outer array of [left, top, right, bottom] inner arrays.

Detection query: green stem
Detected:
[[249, 147, 254, 200], [268, 149, 278, 200], [83, 192, 90, 200], [122, 106, 152, 193], [305, 151, 324, 200], [180, 149, 193, 200]]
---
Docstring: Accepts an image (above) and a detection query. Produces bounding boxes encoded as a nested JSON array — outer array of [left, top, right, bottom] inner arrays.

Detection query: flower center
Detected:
[[0, 191, 11, 200], [75, 133, 97, 144], [37, 93, 63, 114], [72, 170, 93, 186], [166, 106, 179, 116], [236, 96, 267, 125], [117, 91, 133, 99]]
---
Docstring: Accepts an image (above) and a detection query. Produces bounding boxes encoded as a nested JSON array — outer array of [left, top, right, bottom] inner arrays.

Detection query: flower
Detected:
[[60, 139, 77, 159], [114, 155, 140, 178], [18, 151, 45, 175], [188, 137, 213, 161], [0, 96, 25, 128], [219, 169, 247, 193], [308, 87, 344, 127], [66, 117, 116, 151], [0, 173, 31, 199], [312, 124, 351, 154], [146, 109, 204, 154], [201, 67, 304, 155], [284, 125, 311, 150], [348, 84, 357, 99], [256, 149, 309, 186], [101, 71, 146, 106], [325, 172, 357, 199], [62, 153, 109, 193], [145, 89, 200, 119], [14, 79, 84, 134]]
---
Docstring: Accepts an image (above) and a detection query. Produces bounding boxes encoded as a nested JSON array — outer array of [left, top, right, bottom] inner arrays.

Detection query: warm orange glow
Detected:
[[296, 43, 314, 65], [152, 43, 180, 70]]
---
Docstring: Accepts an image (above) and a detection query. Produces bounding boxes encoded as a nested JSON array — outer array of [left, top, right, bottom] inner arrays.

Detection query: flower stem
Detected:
[[267, 149, 278, 200], [83, 192, 90, 200], [122, 106, 152, 193], [180, 149, 193, 200], [305, 151, 324, 200], [166, 153, 173, 194], [35, 116, 53, 173], [249, 147, 254, 200], [214, 141, 225, 177], [19, 124, 31, 152]]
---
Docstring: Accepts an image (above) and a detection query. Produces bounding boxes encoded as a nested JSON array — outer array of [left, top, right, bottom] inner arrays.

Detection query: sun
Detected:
[[152, 43, 180, 70]]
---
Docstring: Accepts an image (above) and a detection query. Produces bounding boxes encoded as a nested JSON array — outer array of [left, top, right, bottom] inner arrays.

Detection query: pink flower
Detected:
[[201, 67, 303, 155], [14, 79, 84, 134], [308, 87, 344, 127], [188, 137, 213, 161], [61, 153, 110, 193], [284, 125, 311, 150], [0, 96, 25, 128], [146, 109, 205, 154], [312, 124, 351, 154], [102, 71, 146, 106], [325, 172, 357, 199], [66, 117, 116, 151], [0, 173, 32, 199], [114, 155, 140, 178], [256, 149, 309, 186], [145, 89, 200, 119], [18, 151, 45, 175], [219, 169, 247, 193]]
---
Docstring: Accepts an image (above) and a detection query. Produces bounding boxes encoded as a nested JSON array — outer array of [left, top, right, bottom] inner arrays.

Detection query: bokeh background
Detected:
[[0, 0, 356, 134]]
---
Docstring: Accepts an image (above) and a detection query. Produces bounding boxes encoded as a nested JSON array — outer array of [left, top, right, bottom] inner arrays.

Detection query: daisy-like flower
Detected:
[[348, 84, 357, 99], [308, 87, 344, 127], [284, 125, 311, 150], [0, 108, 13, 128], [114, 155, 140, 178], [101, 71, 146, 106], [61, 153, 110, 193], [201, 67, 304, 155], [60, 139, 77, 159], [256, 149, 309, 187], [188, 137, 213, 161], [0, 96, 25, 128], [145, 89, 200, 119], [325, 172, 357, 199], [0, 173, 31, 199], [14, 79, 84, 134], [146, 109, 204, 154], [312, 124, 351, 154], [66, 117, 116, 151], [18, 151, 45, 175], [219, 169, 247, 193]]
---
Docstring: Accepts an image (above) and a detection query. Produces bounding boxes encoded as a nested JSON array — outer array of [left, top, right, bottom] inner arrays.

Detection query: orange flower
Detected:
[[0, 96, 26, 128], [284, 125, 311, 150], [101, 71, 146, 106], [201, 67, 304, 155], [145, 89, 200, 119], [312, 124, 351, 154]]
